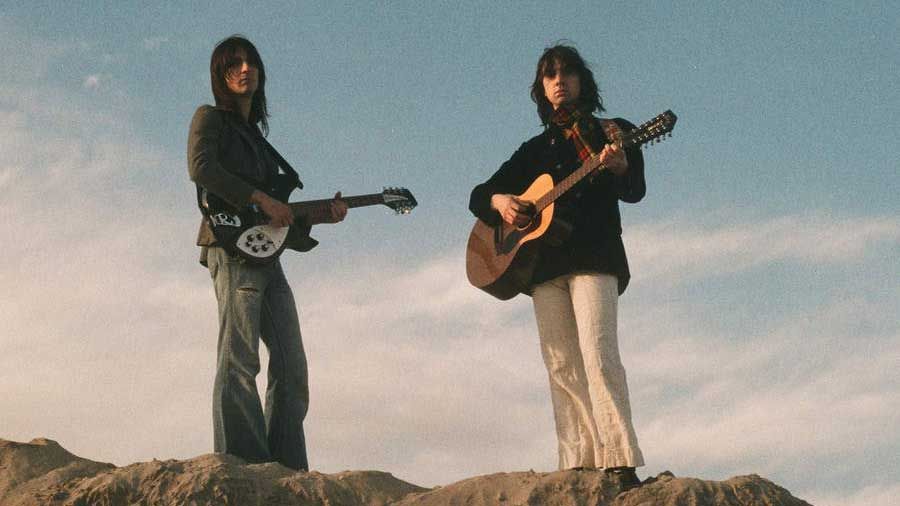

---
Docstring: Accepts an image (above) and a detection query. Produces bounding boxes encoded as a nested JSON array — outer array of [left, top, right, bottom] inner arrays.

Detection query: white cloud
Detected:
[[284, 254, 553, 482], [143, 36, 168, 50], [83, 74, 101, 89], [273, 229, 900, 488], [626, 213, 900, 285], [82, 73, 118, 91], [640, 346, 900, 468], [0, 167, 14, 189], [807, 482, 900, 506], [625, 279, 900, 493], [0, 54, 210, 463]]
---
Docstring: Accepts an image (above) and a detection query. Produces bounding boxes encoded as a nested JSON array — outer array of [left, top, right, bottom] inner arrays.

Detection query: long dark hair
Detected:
[[210, 35, 270, 136], [530, 44, 604, 126]]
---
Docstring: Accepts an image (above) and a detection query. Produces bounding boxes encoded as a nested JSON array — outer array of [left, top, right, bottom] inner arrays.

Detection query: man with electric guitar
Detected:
[[186, 36, 411, 472], [468, 45, 674, 488], [188, 36, 339, 472]]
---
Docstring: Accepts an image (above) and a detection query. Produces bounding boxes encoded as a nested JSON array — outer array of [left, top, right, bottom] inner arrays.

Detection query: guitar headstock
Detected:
[[381, 187, 417, 214], [623, 109, 677, 149]]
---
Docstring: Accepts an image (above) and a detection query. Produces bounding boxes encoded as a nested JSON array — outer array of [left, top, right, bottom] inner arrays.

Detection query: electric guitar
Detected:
[[465, 110, 677, 300], [201, 181, 416, 264]]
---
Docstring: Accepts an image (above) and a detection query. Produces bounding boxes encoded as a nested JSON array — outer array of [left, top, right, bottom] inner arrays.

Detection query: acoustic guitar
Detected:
[[465, 110, 677, 299]]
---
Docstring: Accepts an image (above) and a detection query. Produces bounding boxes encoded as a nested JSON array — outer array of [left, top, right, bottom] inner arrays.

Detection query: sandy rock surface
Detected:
[[397, 469, 813, 506], [0, 438, 422, 506], [0, 438, 813, 505]]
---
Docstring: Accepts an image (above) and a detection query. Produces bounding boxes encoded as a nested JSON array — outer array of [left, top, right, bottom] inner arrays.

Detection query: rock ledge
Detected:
[[0, 438, 813, 505]]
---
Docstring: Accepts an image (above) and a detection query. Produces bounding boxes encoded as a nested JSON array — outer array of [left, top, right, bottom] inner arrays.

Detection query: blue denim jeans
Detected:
[[207, 247, 309, 470]]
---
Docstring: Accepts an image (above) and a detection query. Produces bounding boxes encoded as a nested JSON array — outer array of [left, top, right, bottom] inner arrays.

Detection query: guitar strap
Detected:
[[598, 118, 625, 148], [218, 109, 305, 190], [257, 135, 304, 190]]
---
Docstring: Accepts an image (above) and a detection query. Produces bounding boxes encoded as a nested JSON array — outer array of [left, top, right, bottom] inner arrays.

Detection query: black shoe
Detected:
[[605, 466, 641, 490]]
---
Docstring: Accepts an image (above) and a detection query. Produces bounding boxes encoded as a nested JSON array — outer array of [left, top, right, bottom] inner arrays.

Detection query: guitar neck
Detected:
[[289, 193, 384, 215], [534, 156, 607, 212], [531, 110, 676, 212]]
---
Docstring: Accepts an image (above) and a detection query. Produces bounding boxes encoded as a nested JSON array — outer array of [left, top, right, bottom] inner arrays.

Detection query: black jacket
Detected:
[[468, 117, 645, 294]]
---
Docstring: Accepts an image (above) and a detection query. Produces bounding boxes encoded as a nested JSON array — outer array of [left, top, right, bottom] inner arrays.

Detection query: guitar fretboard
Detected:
[[289, 193, 384, 213], [534, 156, 608, 212]]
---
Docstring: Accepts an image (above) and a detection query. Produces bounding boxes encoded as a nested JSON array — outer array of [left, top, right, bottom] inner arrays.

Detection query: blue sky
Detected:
[[1, 2, 898, 505]]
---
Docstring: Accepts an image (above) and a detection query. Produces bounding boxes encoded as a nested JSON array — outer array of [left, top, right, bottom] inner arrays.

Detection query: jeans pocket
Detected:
[[208, 247, 235, 279]]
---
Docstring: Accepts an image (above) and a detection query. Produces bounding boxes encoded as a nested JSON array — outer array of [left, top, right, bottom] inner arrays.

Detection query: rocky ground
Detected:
[[0, 438, 813, 505]]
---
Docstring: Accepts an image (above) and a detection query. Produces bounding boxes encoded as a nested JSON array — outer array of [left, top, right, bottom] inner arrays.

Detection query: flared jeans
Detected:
[[532, 272, 644, 470], [207, 247, 309, 470]]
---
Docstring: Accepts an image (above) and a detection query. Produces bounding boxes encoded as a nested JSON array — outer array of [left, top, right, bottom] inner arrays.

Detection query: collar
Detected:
[[550, 105, 580, 129]]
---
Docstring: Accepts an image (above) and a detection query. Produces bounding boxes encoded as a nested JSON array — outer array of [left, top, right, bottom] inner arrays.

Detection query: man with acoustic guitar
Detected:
[[469, 44, 646, 488], [187, 35, 347, 471]]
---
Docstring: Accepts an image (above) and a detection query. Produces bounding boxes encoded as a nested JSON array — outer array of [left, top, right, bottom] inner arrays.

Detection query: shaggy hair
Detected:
[[210, 35, 270, 135], [530, 44, 605, 125]]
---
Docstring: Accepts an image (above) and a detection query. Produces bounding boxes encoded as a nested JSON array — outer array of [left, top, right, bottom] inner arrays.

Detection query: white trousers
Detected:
[[532, 272, 644, 469]]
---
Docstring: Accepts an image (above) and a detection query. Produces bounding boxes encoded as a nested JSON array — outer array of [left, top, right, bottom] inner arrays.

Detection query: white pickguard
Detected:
[[236, 225, 290, 259]]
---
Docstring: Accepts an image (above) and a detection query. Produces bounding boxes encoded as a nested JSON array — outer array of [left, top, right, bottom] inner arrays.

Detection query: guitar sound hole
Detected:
[[515, 216, 538, 231], [514, 203, 538, 231]]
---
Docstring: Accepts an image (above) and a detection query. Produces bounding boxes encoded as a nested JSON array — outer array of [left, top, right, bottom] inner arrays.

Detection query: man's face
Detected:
[[224, 48, 259, 97], [542, 62, 581, 110]]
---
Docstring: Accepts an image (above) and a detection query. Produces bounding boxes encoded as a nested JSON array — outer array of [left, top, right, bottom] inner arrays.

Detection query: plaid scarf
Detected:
[[551, 106, 599, 163]]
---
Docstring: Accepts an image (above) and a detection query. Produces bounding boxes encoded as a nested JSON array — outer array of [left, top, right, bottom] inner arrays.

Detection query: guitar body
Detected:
[[465, 174, 557, 300], [201, 174, 297, 265]]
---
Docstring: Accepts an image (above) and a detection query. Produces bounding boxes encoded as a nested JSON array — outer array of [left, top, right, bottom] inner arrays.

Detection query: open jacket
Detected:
[[187, 105, 316, 264], [468, 117, 645, 294]]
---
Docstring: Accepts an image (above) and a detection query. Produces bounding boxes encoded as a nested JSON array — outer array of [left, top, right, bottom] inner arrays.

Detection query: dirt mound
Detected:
[[0, 438, 813, 505]]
